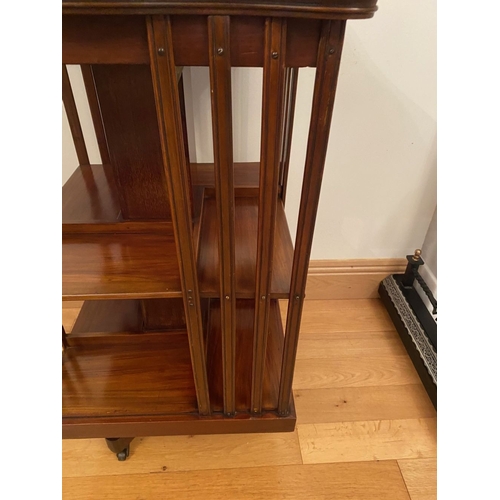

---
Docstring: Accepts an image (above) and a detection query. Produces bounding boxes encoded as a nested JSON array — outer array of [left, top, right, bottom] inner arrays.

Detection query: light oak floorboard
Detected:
[[63, 461, 411, 500], [298, 418, 437, 465], [293, 385, 436, 424], [296, 331, 408, 359], [63, 431, 302, 478], [293, 356, 420, 389], [298, 329, 402, 340], [280, 299, 395, 333], [398, 458, 437, 500]]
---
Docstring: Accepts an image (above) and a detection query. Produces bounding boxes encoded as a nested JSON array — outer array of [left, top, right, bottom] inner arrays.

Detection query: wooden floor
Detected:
[[62, 299, 436, 500]]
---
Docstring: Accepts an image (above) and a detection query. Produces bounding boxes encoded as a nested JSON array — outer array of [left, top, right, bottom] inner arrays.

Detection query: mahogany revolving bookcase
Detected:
[[62, 0, 379, 460]]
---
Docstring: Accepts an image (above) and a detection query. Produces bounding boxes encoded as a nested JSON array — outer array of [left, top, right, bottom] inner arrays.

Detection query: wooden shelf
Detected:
[[70, 300, 143, 336], [63, 162, 259, 233], [197, 195, 293, 298], [63, 332, 198, 420], [63, 164, 172, 233], [206, 299, 284, 412], [63, 164, 121, 224], [67, 299, 188, 343], [191, 162, 259, 188], [67, 299, 286, 414], [62, 232, 182, 300], [62, 302, 295, 438]]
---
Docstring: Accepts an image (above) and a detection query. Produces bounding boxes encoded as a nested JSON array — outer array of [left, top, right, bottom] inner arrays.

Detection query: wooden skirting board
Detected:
[[306, 259, 407, 300]]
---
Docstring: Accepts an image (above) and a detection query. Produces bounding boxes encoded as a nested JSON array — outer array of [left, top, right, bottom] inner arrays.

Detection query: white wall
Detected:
[[289, 0, 436, 259], [63, 0, 436, 260]]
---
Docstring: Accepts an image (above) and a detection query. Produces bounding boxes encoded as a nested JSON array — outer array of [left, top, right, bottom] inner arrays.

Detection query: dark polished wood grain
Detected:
[[63, 221, 174, 234], [68, 298, 187, 340], [62, 15, 149, 64], [62, 0, 379, 20], [286, 17, 321, 67], [191, 162, 259, 187], [278, 20, 346, 415], [197, 196, 293, 298], [62, 65, 89, 166], [63, 15, 323, 67], [141, 298, 187, 330], [63, 333, 198, 418], [63, 306, 294, 438], [63, 406, 296, 439], [148, 14, 211, 415], [67, 330, 187, 348], [63, 164, 120, 223], [71, 299, 142, 334], [173, 15, 321, 67], [252, 17, 287, 414], [206, 299, 285, 412], [62, 232, 182, 300], [62, 164, 174, 233], [92, 64, 172, 220], [208, 15, 237, 416]]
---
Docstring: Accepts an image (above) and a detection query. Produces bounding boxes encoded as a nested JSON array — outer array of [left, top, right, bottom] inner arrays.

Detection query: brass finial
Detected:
[[412, 249, 422, 261]]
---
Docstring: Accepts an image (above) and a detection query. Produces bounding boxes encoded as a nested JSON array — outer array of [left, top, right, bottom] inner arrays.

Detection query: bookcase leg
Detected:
[[105, 437, 134, 461], [278, 20, 347, 415]]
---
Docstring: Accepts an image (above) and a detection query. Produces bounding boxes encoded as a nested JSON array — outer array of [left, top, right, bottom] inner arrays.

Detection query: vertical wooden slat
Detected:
[[251, 17, 287, 414], [208, 15, 236, 416], [81, 65, 111, 164], [278, 20, 346, 415], [279, 67, 299, 202], [147, 15, 211, 416], [62, 64, 90, 166]]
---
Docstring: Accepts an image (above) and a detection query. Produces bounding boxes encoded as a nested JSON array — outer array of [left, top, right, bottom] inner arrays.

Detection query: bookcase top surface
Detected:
[[62, 0, 378, 19]]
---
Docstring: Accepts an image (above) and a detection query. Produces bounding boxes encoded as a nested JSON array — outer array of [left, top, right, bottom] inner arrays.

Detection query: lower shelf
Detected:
[[63, 406, 296, 439], [63, 332, 198, 420], [62, 299, 295, 439]]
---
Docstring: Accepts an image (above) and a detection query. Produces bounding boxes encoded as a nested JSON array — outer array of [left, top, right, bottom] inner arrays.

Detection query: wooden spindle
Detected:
[[147, 15, 211, 416], [62, 64, 90, 166], [278, 20, 346, 415], [251, 17, 287, 415], [208, 15, 236, 417]]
